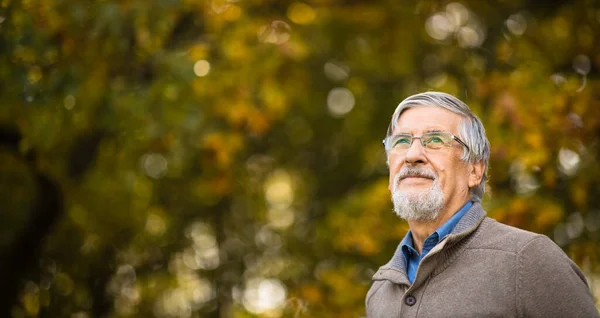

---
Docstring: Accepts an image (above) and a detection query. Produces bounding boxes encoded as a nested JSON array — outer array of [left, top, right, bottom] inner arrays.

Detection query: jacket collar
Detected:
[[372, 202, 487, 285]]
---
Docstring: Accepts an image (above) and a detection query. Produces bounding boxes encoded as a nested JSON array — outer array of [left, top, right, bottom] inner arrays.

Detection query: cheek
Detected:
[[432, 164, 451, 190], [436, 167, 446, 187], [387, 155, 403, 188], [388, 155, 403, 173], [432, 162, 445, 178]]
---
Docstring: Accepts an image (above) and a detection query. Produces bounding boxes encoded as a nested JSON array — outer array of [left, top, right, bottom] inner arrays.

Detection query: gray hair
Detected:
[[386, 91, 491, 202]]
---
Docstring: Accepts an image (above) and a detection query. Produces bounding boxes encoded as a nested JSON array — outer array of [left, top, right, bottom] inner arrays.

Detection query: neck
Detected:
[[408, 219, 445, 254], [408, 198, 470, 254]]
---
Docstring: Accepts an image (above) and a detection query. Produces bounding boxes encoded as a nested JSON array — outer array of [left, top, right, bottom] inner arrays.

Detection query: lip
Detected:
[[401, 176, 433, 180]]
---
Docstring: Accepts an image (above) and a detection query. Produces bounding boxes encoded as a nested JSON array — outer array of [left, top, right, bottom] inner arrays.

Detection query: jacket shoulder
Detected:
[[514, 227, 597, 316], [365, 280, 385, 307], [469, 217, 546, 254]]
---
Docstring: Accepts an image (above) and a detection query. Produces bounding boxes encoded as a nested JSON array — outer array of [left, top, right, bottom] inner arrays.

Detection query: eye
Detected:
[[427, 136, 444, 144], [423, 133, 450, 148], [393, 135, 411, 147]]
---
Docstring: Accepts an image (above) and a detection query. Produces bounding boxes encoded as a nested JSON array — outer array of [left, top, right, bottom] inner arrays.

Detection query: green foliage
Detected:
[[1, 0, 599, 316]]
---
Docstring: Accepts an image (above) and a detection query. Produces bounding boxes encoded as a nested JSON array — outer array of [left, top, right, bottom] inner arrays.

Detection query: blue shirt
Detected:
[[400, 201, 472, 284]]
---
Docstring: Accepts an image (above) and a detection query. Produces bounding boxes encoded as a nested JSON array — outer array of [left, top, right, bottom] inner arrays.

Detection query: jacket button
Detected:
[[405, 295, 416, 306]]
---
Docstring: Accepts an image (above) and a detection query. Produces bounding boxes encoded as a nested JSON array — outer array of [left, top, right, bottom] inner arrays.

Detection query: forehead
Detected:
[[393, 105, 463, 134]]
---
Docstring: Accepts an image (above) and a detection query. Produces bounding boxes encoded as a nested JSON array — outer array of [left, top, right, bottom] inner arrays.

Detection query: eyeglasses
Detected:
[[383, 132, 470, 153]]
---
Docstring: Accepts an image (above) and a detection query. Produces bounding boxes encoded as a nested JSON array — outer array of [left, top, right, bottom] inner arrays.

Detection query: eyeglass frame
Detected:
[[382, 131, 470, 153]]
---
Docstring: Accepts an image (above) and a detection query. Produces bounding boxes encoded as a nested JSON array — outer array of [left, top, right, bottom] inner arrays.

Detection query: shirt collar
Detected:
[[376, 202, 487, 281], [436, 200, 472, 241], [400, 200, 473, 255]]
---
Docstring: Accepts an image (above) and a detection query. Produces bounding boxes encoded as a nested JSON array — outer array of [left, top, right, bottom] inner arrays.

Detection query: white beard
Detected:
[[391, 170, 444, 222]]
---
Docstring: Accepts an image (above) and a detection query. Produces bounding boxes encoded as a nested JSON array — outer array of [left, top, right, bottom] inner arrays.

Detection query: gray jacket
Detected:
[[366, 202, 599, 317]]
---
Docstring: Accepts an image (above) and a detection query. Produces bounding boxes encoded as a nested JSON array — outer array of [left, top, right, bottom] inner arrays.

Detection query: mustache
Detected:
[[395, 167, 437, 182]]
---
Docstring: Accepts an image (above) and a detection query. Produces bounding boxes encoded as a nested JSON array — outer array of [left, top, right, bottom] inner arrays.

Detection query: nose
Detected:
[[405, 137, 427, 164]]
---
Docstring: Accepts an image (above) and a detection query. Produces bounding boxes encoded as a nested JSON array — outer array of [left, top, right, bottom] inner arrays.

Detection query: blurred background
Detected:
[[1, 0, 599, 316]]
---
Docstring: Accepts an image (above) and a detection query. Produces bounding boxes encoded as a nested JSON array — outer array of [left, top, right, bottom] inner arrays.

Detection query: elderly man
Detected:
[[366, 92, 598, 317]]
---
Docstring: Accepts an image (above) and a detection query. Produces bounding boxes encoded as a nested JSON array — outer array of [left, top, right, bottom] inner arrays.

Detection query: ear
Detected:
[[468, 160, 485, 189]]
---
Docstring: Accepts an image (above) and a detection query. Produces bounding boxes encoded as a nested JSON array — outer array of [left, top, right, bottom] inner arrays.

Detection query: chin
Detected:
[[399, 187, 432, 196], [391, 183, 445, 222]]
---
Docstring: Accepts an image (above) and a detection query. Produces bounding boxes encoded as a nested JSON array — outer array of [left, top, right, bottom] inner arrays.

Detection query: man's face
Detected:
[[388, 106, 476, 220]]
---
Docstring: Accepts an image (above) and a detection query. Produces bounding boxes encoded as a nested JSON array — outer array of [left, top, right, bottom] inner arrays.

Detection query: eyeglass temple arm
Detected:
[[452, 136, 470, 151]]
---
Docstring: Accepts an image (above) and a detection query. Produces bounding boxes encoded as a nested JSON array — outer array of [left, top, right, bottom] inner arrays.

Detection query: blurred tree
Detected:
[[0, 0, 599, 316]]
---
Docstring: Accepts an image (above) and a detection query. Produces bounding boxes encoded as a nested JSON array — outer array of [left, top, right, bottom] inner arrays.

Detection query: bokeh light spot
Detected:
[[258, 21, 291, 45], [506, 13, 527, 35], [425, 13, 454, 40], [268, 207, 295, 229], [568, 113, 583, 129], [146, 212, 166, 236], [211, 0, 230, 14], [64, 95, 76, 110], [140, 153, 168, 179], [324, 60, 349, 82], [566, 212, 584, 239], [445, 2, 470, 27], [264, 170, 294, 209], [425, 72, 448, 88], [193, 60, 211, 77], [457, 25, 484, 47], [287, 2, 316, 25], [513, 172, 539, 196], [551, 73, 566, 87], [425, 4, 485, 47], [327, 87, 355, 117], [572, 54, 591, 75], [558, 148, 580, 176], [243, 278, 287, 314], [185, 222, 220, 270], [509, 161, 539, 196]]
